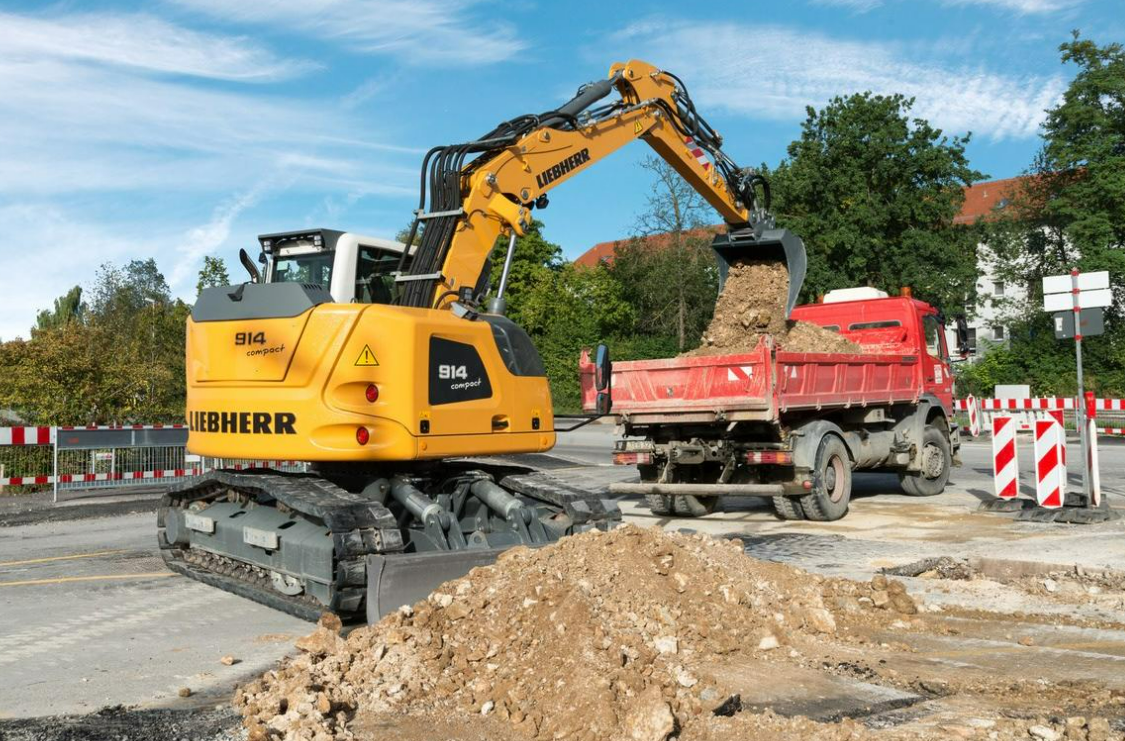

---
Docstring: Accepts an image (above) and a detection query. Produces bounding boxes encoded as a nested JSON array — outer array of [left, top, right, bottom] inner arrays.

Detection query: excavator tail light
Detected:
[[356, 427, 370, 445], [365, 384, 379, 403]]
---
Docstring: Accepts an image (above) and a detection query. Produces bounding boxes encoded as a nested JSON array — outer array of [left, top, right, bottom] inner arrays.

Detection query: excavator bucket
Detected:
[[711, 227, 808, 318]]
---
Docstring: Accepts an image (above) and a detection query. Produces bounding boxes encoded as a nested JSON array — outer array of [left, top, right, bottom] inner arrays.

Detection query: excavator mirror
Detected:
[[595, 343, 612, 392], [710, 227, 808, 318]]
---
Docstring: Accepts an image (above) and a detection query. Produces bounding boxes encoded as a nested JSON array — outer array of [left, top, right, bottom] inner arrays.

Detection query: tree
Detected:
[[0, 259, 189, 423], [766, 93, 984, 315], [196, 256, 231, 296], [35, 286, 86, 332], [969, 34, 1125, 397], [487, 220, 562, 326], [612, 157, 720, 351]]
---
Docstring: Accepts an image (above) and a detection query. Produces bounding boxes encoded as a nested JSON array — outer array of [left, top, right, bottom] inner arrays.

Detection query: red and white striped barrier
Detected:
[[1034, 420, 1066, 509], [992, 416, 1019, 499], [0, 427, 54, 446], [0, 460, 301, 487], [982, 397, 1075, 411], [0, 468, 201, 487], [221, 460, 301, 471], [954, 398, 1125, 436], [57, 424, 187, 431], [966, 395, 981, 437]]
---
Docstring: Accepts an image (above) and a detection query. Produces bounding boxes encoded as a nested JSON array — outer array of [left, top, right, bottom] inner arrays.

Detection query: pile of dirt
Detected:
[[686, 260, 860, 356], [235, 526, 919, 741]]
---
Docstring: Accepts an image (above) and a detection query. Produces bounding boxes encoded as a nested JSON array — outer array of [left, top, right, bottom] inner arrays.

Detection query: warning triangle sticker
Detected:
[[355, 344, 379, 366]]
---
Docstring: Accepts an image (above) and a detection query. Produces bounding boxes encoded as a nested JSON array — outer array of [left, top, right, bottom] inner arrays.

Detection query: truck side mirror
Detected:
[[955, 315, 970, 356], [595, 343, 612, 392], [595, 343, 612, 415]]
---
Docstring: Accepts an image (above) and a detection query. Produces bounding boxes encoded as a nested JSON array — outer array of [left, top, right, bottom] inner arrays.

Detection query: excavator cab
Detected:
[[258, 229, 407, 305]]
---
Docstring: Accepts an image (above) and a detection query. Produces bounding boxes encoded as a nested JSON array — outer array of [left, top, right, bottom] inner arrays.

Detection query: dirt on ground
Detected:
[[233, 526, 1125, 741], [686, 259, 860, 357]]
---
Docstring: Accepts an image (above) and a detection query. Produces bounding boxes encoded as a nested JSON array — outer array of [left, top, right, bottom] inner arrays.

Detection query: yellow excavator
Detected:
[[158, 60, 806, 621]]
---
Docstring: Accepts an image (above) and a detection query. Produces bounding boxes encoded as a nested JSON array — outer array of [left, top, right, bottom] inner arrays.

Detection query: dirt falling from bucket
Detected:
[[686, 260, 860, 356]]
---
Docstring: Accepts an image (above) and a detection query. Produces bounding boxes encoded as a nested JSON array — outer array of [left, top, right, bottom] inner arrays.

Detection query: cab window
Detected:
[[922, 314, 947, 360], [272, 252, 333, 289], [354, 246, 401, 304]]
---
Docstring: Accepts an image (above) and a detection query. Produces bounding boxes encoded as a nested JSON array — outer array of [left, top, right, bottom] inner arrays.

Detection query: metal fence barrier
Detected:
[[0, 425, 306, 501]]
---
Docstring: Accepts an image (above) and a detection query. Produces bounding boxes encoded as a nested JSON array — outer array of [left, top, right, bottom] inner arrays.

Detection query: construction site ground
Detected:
[[1, 427, 1123, 740]]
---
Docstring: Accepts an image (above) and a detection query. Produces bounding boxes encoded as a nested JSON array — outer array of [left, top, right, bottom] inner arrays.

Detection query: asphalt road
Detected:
[[1, 427, 1123, 719]]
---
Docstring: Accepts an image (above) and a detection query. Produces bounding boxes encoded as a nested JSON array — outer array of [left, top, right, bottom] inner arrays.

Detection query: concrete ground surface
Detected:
[[0, 426, 1123, 737]]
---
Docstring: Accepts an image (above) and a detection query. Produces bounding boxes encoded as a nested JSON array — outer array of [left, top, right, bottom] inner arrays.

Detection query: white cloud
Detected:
[[0, 8, 426, 336], [942, 0, 1084, 12], [614, 19, 1065, 141], [168, 0, 525, 65], [814, 0, 1084, 12], [0, 11, 311, 81]]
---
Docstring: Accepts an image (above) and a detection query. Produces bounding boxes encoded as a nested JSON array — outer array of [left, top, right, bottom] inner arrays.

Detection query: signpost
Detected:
[[1042, 269, 1113, 509]]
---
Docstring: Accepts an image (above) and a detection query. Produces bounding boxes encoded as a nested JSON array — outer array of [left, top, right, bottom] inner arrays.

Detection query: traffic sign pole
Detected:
[[1071, 269, 1091, 506]]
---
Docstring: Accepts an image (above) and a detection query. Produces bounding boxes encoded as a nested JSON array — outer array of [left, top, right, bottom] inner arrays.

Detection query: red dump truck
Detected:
[[580, 287, 961, 521]]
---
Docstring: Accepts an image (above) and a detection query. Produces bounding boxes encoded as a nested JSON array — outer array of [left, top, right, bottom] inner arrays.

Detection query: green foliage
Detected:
[[35, 286, 86, 332], [196, 255, 231, 296], [766, 93, 984, 315], [975, 34, 1125, 396], [0, 260, 189, 424], [487, 220, 563, 327], [609, 238, 717, 353]]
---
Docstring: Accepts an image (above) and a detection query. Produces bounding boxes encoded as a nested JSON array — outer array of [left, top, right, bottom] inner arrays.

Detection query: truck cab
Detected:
[[258, 229, 408, 305], [790, 287, 955, 413]]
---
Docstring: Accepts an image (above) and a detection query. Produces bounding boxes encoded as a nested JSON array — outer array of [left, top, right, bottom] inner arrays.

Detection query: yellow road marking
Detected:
[[0, 549, 129, 567], [0, 573, 176, 588]]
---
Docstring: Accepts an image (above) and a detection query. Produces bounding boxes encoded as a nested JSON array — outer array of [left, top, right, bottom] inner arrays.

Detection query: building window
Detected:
[[993, 281, 1005, 297], [992, 325, 1005, 341]]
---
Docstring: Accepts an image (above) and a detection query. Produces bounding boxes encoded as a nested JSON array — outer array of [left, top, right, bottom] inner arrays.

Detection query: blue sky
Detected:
[[1, 0, 1120, 340]]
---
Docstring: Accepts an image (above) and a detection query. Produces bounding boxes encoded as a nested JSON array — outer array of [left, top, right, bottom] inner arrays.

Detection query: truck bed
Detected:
[[580, 337, 923, 423]]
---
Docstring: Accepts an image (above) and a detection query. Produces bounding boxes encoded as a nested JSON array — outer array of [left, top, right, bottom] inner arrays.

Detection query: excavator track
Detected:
[[158, 469, 403, 622], [158, 465, 621, 622]]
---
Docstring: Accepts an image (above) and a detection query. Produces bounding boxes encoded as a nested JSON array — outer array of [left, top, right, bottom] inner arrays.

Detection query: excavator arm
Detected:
[[396, 59, 808, 316]]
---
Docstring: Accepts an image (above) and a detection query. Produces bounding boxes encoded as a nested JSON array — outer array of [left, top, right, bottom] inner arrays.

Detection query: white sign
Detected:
[[1044, 288, 1113, 312], [1043, 270, 1110, 295]]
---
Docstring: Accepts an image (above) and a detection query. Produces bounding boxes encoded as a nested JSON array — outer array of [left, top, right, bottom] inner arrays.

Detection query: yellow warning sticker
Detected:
[[633, 120, 644, 135], [355, 344, 379, 366]]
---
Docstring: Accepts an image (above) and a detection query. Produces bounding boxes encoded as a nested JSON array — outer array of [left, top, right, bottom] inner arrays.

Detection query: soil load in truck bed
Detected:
[[687, 260, 859, 356]]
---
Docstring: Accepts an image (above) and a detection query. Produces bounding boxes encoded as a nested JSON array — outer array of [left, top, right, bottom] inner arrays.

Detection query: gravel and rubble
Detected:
[[233, 525, 1125, 741], [687, 259, 860, 356]]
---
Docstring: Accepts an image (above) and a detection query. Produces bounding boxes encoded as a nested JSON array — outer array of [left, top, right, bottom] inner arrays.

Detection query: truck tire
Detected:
[[899, 426, 952, 496], [673, 494, 717, 518], [645, 494, 674, 516], [772, 496, 806, 520], [799, 434, 852, 521]]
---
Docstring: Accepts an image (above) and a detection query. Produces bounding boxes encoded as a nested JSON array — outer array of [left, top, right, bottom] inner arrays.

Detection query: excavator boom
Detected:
[[397, 59, 807, 316]]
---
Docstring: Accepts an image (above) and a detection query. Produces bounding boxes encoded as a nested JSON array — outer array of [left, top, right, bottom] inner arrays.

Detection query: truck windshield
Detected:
[[271, 252, 333, 289]]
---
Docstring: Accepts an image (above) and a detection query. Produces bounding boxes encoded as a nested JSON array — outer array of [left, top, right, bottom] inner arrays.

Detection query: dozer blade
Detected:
[[711, 227, 808, 318], [366, 548, 531, 622]]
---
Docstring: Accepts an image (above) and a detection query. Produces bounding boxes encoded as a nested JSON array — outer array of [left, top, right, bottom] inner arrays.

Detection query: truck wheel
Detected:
[[899, 426, 951, 496], [799, 435, 852, 521], [673, 495, 717, 518], [772, 496, 806, 520], [645, 494, 674, 516]]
